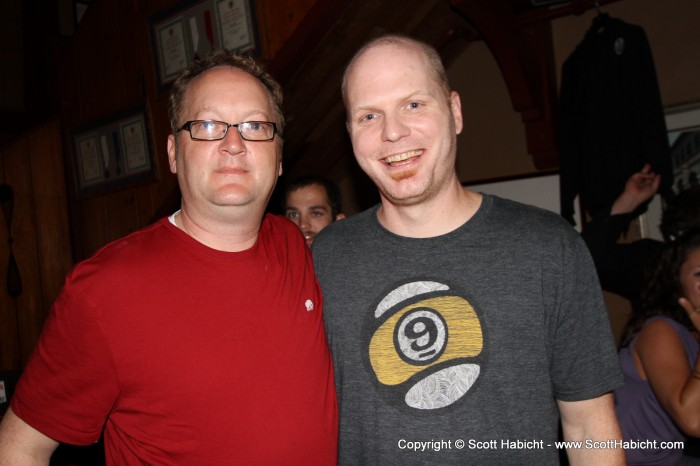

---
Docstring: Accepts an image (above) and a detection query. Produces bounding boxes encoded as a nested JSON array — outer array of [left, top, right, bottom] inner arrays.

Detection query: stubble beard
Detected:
[[379, 168, 440, 207]]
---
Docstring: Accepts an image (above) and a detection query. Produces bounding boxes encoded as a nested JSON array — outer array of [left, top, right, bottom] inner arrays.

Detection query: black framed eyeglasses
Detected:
[[176, 120, 278, 141]]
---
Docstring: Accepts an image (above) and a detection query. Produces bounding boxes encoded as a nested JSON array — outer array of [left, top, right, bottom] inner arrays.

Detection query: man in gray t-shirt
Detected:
[[312, 34, 625, 465]]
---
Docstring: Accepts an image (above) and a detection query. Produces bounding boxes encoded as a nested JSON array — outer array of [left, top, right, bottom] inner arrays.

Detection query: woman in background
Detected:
[[616, 228, 700, 465]]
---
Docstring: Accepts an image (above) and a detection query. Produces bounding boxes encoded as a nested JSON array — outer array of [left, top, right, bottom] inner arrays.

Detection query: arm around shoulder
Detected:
[[557, 393, 625, 466], [0, 408, 58, 466]]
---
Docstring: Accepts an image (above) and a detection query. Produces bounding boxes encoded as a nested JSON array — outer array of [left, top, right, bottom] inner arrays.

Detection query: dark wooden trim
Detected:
[[266, 0, 352, 85], [451, 0, 560, 168]]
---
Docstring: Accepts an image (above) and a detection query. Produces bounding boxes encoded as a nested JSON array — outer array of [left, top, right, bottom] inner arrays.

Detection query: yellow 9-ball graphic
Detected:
[[369, 281, 483, 409]]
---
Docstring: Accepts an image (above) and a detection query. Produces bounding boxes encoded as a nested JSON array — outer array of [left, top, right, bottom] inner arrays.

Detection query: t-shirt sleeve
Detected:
[[11, 273, 120, 445], [548, 233, 624, 401]]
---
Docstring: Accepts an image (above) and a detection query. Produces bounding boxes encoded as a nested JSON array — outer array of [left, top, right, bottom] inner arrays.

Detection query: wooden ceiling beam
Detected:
[[518, 0, 621, 26], [450, 0, 559, 168]]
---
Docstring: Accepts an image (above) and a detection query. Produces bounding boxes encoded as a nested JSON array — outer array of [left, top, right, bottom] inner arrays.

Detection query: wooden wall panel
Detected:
[[0, 151, 20, 370], [256, 0, 318, 61], [27, 120, 73, 316], [0, 120, 73, 371], [2, 139, 44, 368], [73, 197, 110, 259], [73, 1, 138, 124]]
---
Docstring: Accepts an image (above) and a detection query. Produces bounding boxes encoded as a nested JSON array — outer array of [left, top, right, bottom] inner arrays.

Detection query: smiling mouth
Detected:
[[302, 231, 316, 245], [383, 150, 422, 166]]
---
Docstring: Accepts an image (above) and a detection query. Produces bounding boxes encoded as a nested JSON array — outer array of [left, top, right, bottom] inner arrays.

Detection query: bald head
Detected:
[[341, 35, 452, 114]]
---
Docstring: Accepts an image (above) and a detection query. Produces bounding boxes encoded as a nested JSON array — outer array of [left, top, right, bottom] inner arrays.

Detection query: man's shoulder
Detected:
[[262, 212, 306, 237], [86, 218, 170, 262], [311, 207, 377, 261], [474, 195, 586, 257], [316, 207, 376, 240], [58, 219, 174, 296], [488, 194, 563, 220], [485, 195, 577, 236], [262, 213, 310, 253], [263, 212, 299, 230]]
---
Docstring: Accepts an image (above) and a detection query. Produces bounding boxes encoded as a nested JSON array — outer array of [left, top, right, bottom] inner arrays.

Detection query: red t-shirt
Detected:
[[12, 214, 338, 465]]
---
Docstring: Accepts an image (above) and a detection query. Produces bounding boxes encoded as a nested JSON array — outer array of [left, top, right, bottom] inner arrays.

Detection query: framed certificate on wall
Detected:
[[72, 106, 156, 198], [150, 0, 259, 90]]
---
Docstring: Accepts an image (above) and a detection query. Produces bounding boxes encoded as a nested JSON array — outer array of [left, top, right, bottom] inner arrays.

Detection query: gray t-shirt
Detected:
[[313, 194, 623, 465]]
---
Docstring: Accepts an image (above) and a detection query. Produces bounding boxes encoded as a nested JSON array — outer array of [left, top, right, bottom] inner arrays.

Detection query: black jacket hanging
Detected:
[[558, 15, 672, 225]]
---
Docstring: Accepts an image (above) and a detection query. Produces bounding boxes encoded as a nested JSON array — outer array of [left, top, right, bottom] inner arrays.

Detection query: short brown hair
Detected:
[[168, 49, 284, 135], [284, 175, 343, 220]]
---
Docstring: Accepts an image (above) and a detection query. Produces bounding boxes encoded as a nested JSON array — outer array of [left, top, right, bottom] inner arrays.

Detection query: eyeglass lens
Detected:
[[189, 120, 274, 141]]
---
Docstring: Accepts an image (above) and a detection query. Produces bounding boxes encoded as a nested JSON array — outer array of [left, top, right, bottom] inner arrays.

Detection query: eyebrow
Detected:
[[194, 108, 273, 121], [350, 91, 432, 112]]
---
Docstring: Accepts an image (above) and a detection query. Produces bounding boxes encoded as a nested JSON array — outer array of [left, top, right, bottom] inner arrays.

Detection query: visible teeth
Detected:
[[385, 150, 422, 164]]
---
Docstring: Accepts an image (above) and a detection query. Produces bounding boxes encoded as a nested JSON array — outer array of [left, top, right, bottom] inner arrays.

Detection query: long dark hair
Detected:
[[621, 228, 700, 347]]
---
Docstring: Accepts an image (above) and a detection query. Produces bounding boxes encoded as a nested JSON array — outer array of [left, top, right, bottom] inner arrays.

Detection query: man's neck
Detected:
[[377, 183, 482, 239], [174, 205, 264, 252]]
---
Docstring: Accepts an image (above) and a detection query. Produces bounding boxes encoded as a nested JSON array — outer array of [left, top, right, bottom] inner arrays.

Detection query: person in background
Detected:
[[615, 228, 700, 465], [581, 163, 663, 302], [582, 164, 700, 304], [0, 49, 338, 465], [312, 33, 624, 465], [284, 174, 345, 247]]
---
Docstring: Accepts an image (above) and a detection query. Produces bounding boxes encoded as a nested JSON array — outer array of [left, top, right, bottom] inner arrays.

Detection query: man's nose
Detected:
[[381, 113, 410, 142], [300, 213, 312, 229], [219, 126, 246, 156]]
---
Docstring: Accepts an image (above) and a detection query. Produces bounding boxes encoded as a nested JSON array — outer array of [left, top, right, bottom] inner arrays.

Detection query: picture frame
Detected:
[[149, 0, 259, 90], [71, 106, 156, 198]]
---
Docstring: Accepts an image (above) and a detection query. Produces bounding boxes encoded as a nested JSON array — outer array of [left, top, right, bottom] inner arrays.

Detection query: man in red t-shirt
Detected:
[[0, 50, 338, 465]]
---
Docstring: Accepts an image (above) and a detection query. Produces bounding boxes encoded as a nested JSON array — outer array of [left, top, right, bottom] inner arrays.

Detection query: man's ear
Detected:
[[450, 91, 463, 135], [167, 135, 178, 174]]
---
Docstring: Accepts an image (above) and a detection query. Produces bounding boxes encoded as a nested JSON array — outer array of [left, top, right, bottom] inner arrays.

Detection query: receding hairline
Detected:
[[341, 35, 451, 107], [185, 66, 278, 117], [168, 49, 284, 136]]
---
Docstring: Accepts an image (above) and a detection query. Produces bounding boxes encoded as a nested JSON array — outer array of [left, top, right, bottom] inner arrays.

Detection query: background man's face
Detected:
[[285, 183, 334, 247]]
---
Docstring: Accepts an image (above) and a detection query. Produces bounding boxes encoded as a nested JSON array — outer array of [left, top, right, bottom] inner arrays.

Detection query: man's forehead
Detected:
[[347, 46, 431, 100], [185, 67, 272, 111], [350, 42, 423, 75]]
